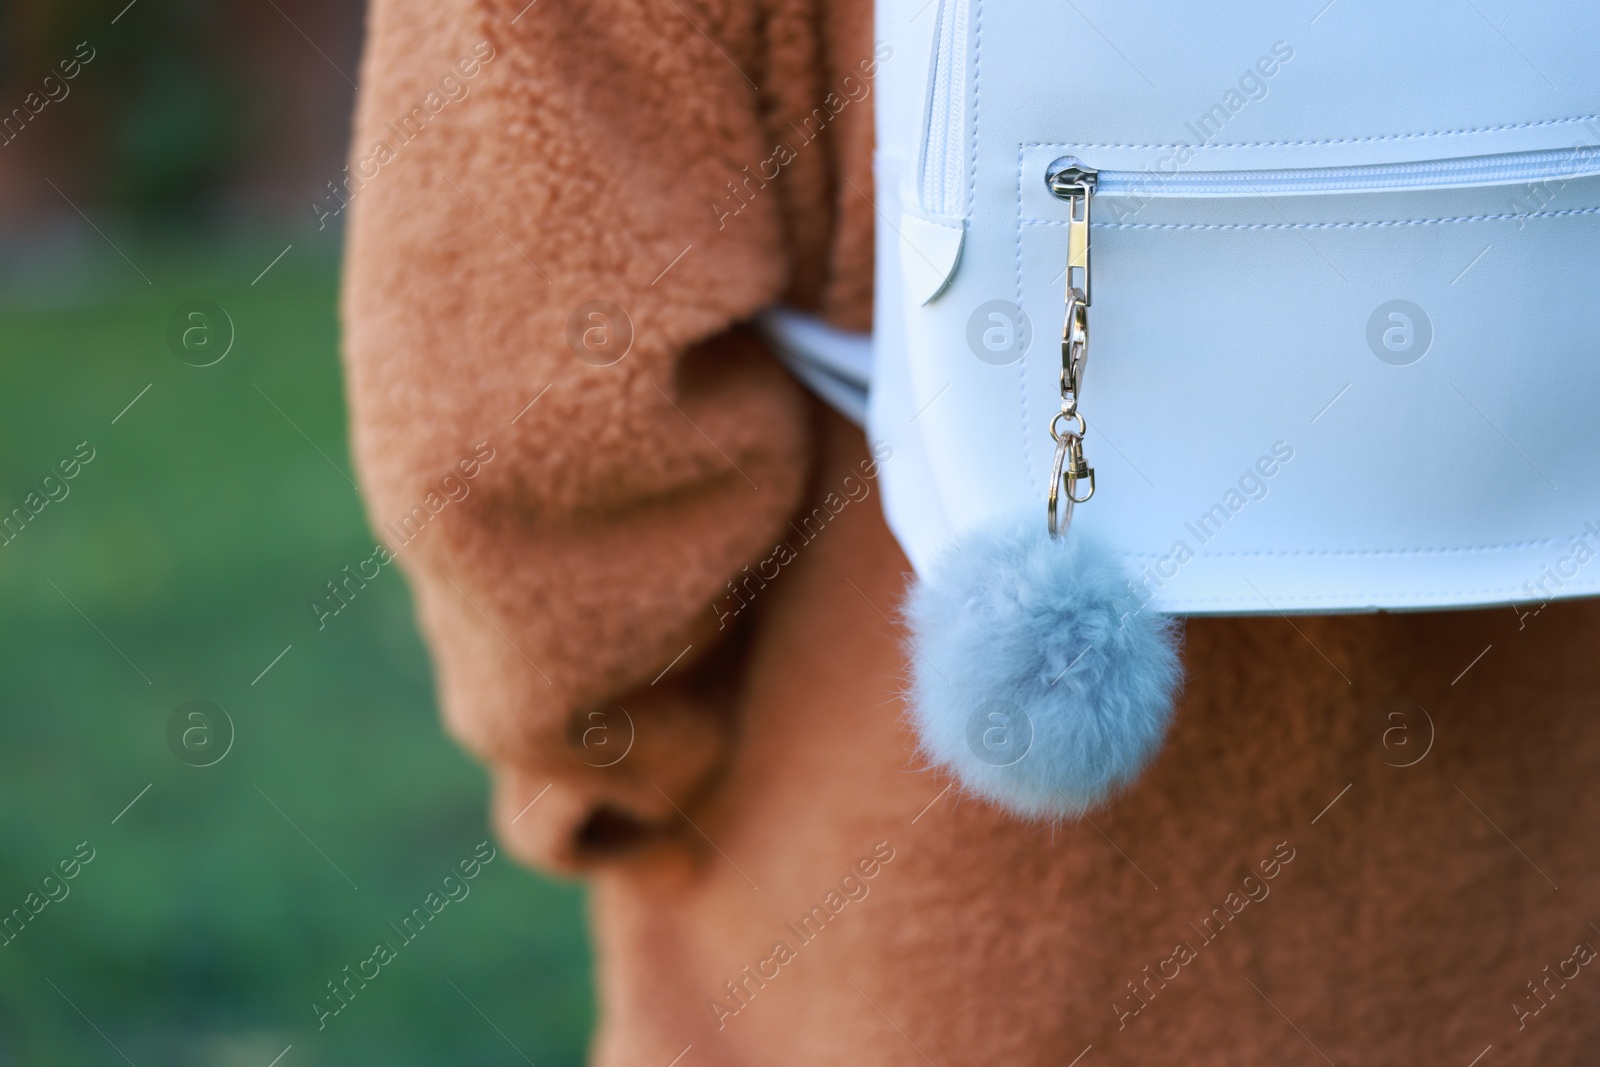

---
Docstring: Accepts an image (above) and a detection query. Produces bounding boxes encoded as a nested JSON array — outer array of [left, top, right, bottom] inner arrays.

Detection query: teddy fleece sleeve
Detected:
[[340, 0, 871, 871]]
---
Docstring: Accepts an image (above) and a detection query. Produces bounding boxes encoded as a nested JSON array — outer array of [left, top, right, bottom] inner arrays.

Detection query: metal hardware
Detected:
[[1045, 159, 1100, 197], [1047, 415, 1095, 538], [1046, 157, 1096, 305], [1044, 158, 1100, 538], [1059, 290, 1087, 412]]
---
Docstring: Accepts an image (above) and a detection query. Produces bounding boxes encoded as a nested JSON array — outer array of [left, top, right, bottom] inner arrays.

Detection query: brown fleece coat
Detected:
[[342, 1, 1600, 1063], [345, 0, 872, 868]]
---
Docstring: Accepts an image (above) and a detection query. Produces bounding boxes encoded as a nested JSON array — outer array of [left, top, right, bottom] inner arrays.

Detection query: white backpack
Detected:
[[776, 1, 1600, 816], [872, 0, 1600, 616]]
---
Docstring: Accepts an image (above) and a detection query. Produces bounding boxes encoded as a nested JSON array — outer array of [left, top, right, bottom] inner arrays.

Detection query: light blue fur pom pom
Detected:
[[904, 516, 1183, 819]]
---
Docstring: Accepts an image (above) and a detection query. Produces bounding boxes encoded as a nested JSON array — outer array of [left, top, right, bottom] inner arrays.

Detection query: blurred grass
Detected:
[[0, 232, 593, 1065]]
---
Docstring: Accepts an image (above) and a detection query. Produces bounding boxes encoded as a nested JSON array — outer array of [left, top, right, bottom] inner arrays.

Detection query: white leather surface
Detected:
[[898, 210, 965, 305], [870, 0, 1600, 614], [758, 308, 872, 426]]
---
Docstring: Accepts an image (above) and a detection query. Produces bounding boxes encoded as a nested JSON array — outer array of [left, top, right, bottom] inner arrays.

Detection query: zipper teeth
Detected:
[[1089, 146, 1600, 197], [939, 0, 969, 215], [920, 0, 970, 216]]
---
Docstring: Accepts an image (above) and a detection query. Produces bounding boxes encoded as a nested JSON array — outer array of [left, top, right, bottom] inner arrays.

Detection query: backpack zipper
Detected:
[[919, 0, 973, 217], [1050, 145, 1600, 200], [1037, 144, 1600, 536]]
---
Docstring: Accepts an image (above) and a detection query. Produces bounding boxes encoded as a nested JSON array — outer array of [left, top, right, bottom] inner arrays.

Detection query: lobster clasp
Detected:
[[1060, 290, 1088, 403]]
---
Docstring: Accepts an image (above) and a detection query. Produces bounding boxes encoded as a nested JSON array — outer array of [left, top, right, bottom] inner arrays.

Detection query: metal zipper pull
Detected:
[[1045, 158, 1098, 537], [1047, 157, 1096, 305]]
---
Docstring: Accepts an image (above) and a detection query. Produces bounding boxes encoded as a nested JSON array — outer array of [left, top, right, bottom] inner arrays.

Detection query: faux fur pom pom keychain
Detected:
[[899, 162, 1182, 818], [904, 517, 1183, 819]]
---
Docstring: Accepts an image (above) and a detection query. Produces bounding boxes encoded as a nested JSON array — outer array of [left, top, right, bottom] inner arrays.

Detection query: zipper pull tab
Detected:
[[1046, 157, 1097, 306], [1045, 158, 1099, 538]]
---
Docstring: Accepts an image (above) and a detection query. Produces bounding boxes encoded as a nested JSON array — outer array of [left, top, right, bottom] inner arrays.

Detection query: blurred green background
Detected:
[[1, 2, 595, 1065]]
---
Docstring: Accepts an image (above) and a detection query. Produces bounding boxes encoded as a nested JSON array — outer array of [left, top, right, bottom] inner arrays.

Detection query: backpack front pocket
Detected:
[[1003, 138, 1600, 611], [873, 0, 1600, 613]]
